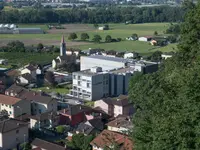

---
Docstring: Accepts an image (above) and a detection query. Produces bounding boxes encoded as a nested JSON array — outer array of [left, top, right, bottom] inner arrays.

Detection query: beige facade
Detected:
[[0, 125, 28, 150], [0, 99, 31, 118]]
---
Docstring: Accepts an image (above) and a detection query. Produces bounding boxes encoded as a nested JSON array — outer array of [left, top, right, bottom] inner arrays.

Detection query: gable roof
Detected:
[[60, 105, 92, 116], [6, 84, 25, 94], [76, 123, 94, 135], [106, 115, 133, 129], [90, 130, 133, 150], [87, 118, 104, 131], [26, 65, 37, 71], [0, 94, 21, 105], [29, 111, 58, 121], [31, 138, 66, 150], [0, 118, 28, 133], [100, 95, 131, 107], [21, 73, 36, 82]]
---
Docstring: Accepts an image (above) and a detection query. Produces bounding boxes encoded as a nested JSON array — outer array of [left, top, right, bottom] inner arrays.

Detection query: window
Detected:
[[87, 83, 90, 88], [35, 109, 37, 112], [52, 104, 53, 107], [6, 105, 8, 107], [73, 75, 76, 79], [78, 76, 81, 80], [2, 104, 3, 106], [78, 81, 81, 86], [16, 130, 19, 134], [9, 111, 12, 115], [9, 105, 11, 108], [39, 109, 41, 114]]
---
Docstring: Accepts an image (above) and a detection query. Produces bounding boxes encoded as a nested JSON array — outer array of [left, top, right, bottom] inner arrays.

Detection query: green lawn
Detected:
[[0, 52, 57, 66], [32, 86, 69, 94]]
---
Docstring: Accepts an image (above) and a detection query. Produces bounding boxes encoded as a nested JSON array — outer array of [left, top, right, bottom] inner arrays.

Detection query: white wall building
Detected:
[[80, 55, 129, 71], [70, 67, 109, 101], [138, 36, 152, 42]]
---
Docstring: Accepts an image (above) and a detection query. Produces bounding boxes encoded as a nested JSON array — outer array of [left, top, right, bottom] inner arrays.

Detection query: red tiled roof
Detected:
[[90, 130, 133, 150], [0, 94, 21, 105]]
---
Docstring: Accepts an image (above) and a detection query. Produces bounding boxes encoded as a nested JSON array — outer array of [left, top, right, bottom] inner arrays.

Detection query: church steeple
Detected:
[[60, 35, 66, 56]]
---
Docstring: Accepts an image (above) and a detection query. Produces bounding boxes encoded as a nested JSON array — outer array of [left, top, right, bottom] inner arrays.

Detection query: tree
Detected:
[[105, 35, 112, 43], [93, 24, 99, 29], [56, 125, 65, 134], [129, 1, 200, 150], [67, 133, 94, 150], [7, 41, 25, 52], [93, 35, 102, 43], [81, 33, 90, 41], [131, 33, 138, 40], [149, 51, 162, 62], [68, 33, 78, 40], [167, 35, 178, 43], [20, 142, 32, 150], [37, 43, 44, 50], [154, 31, 158, 35]]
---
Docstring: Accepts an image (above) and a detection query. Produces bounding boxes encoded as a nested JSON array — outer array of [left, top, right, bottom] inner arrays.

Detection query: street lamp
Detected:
[[17, 106, 22, 120]]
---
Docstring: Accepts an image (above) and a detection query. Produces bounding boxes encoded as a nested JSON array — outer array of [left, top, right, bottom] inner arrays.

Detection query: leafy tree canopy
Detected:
[[129, 1, 200, 150]]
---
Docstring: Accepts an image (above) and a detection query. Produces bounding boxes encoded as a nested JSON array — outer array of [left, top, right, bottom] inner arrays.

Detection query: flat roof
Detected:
[[110, 67, 135, 74], [74, 69, 107, 76], [84, 55, 129, 63]]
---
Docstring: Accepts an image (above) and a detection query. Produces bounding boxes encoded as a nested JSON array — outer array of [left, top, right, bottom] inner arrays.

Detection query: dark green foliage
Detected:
[[0, 6, 184, 23], [56, 125, 65, 134], [148, 51, 162, 62], [154, 31, 158, 35], [37, 43, 44, 50], [167, 35, 178, 43], [68, 33, 78, 40], [93, 35, 102, 43], [93, 24, 99, 28], [105, 35, 112, 43], [129, 1, 200, 150], [67, 133, 94, 150], [131, 33, 138, 40], [166, 24, 181, 34], [81, 33, 90, 41], [20, 142, 32, 150], [7, 41, 25, 52]]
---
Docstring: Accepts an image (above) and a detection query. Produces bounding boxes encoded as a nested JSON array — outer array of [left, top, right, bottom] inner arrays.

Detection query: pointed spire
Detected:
[[61, 35, 65, 43]]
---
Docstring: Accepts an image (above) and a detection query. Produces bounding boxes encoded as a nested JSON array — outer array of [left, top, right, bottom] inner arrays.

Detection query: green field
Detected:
[[0, 23, 176, 56]]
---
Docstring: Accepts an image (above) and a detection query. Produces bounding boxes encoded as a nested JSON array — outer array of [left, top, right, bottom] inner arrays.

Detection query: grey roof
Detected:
[[0, 119, 28, 133], [74, 69, 105, 76], [29, 111, 58, 121], [101, 95, 131, 106], [26, 65, 37, 71], [6, 84, 25, 94], [21, 73, 36, 82], [31, 138, 66, 150], [76, 123, 94, 135], [110, 67, 135, 74], [85, 55, 129, 63], [87, 118, 104, 131]]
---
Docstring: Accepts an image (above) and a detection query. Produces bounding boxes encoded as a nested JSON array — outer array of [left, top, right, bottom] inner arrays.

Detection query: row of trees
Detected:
[[0, 6, 184, 23], [68, 32, 121, 43]]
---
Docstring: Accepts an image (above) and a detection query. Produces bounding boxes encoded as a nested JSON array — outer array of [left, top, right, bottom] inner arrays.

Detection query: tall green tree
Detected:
[[105, 35, 112, 43], [67, 133, 94, 150], [68, 33, 78, 41], [81, 33, 89, 41], [93, 35, 102, 43], [129, 1, 200, 150]]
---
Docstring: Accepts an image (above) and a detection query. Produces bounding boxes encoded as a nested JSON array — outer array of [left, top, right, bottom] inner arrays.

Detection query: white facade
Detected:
[[21, 68, 36, 78], [70, 67, 109, 101], [138, 37, 148, 42], [17, 76, 29, 84], [80, 56, 127, 71], [0, 125, 28, 150]]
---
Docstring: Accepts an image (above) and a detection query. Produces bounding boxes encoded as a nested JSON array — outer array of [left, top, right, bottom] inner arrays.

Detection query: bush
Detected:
[[56, 125, 65, 134]]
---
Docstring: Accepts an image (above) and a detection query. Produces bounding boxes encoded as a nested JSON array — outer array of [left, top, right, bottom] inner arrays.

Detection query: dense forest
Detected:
[[0, 6, 183, 23], [129, 1, 200, 149]]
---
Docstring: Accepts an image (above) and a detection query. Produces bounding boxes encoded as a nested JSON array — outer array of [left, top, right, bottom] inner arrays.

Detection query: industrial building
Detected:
[[0, 24, 44, 34]]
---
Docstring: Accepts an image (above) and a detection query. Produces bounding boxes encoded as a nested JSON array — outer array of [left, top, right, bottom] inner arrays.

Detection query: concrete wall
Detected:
[[94, 100, 109, 114], [114, 105, 123, 117], [0, 104, 14, 118], [13, 100, 31, 118], [0, 125, 28, 150]]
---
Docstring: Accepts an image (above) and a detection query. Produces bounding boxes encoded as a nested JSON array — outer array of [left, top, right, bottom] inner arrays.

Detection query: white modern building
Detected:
[[138, 36, 152, 42], [70, 67, 109, 101], [80, 55, 129, 71]]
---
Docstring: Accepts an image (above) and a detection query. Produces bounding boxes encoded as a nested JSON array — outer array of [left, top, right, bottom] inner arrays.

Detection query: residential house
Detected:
[[30, 111, 59, 129], [5, 84, 25, 97], [82, 48, 104, 56], [66, 49, 80, 56], [0, 59, 8, 65], [0, 94, 31, 118], [59, 105, 92, 126], [74, 118, 104, 135], [0, 73, 13, 94], [21, 64, 42, 78], [31, 138, 66, 150], [90, 130, 133, 150], [94, 95, 135, 117], [138, 36, 152, 42], [150, 39, 157, 46], [106, 115, 133, 134], [17, 73, 36, 84], [0, 119, 29, 150], [18, 91, 57, 115], [124, 52, 139, 59]]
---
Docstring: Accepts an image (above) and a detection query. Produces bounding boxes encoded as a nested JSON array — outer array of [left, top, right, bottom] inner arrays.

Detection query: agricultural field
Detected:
[[0, 23, 176, 55]]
